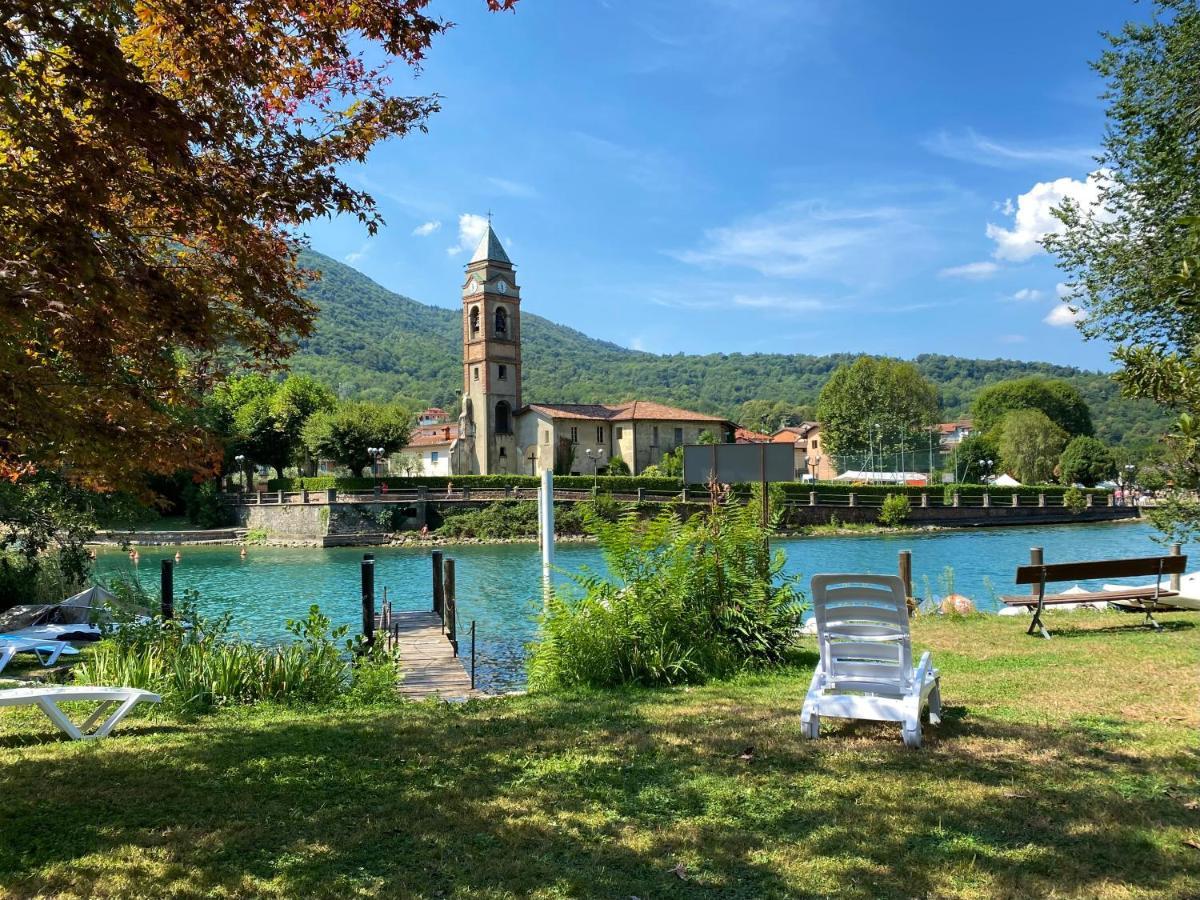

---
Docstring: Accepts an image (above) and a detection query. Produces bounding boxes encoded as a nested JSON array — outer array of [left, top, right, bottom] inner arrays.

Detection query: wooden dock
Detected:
[[383, 610, 475, 700]]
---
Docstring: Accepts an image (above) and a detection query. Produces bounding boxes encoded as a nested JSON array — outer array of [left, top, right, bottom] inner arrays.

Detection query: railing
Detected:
[[224, 486, 1106, 512]]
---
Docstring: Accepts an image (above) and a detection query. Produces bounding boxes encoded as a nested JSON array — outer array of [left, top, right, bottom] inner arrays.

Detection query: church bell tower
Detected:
[[456, 223, 521, 474]]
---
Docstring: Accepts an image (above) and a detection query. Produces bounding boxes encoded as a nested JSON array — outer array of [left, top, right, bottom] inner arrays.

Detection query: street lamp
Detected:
[[585, 447, 606, 488], [808, 454, 821, 483], [234, 454, 246, 491], [368, 446, 385, 481], [983, 458, 994, 483]]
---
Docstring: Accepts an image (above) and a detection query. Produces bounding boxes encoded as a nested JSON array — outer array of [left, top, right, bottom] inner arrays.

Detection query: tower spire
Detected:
[[469, 222, 511, 265]]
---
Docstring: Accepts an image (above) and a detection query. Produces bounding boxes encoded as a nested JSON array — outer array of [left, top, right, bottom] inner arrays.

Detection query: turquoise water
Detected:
[[94, 520, 1188, 691]]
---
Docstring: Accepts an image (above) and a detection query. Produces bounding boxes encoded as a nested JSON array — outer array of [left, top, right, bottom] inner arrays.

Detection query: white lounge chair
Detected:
[[0, 686, 160, 740], [802, 574, 941, 748], [0, 636, 79, 675]]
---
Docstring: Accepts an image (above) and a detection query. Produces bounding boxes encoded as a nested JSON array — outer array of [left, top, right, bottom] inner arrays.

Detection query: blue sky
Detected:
[[303, 0, 1143, 370]]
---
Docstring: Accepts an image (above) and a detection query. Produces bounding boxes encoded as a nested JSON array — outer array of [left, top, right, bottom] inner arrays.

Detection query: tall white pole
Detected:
[[540, 467, 554, 598]]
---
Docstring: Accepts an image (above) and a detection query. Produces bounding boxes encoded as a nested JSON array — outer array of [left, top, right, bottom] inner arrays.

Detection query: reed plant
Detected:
[[529, 490, 805, 690], [78, 601, 398, 713]]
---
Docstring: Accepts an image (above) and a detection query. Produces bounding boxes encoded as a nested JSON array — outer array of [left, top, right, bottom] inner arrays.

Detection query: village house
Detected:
[[772, 422, 838, 481], [399, 422, 457, 476], [447, 225, 734, 476], [937, 421, 973, 448]]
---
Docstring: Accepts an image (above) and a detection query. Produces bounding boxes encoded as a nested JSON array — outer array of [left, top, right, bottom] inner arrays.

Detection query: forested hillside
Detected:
[[292, 250, 1171, 448]]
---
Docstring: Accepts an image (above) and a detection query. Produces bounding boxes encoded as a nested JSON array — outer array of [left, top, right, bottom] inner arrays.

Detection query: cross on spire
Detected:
[[486, 209, 493, 224]]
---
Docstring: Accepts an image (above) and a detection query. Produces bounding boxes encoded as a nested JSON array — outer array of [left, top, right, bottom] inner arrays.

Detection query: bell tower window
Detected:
[[495, 306, 508, 336], [498, 364, 507, 380], [495, 401, 512, 434], [469, 306, 480, 336]]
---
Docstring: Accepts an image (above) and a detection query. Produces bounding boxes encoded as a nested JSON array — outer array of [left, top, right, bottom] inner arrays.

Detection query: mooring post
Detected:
[[361, 554, 375, 647], [444, 557, 457, 652], [1171, 543, 1182, 592], [1030, 547, 1043, 597], [898, 550, 912, 603], [160, 558, 174, 621], [432, 549, 444, 617], [470, 620, 477, 691]]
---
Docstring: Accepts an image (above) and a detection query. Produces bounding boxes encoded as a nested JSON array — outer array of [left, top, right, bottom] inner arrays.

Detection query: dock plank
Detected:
[[383, 610, 476, 700]]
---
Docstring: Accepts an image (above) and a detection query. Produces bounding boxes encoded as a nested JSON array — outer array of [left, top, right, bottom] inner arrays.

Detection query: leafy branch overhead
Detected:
[[0, 0, 514, 489]]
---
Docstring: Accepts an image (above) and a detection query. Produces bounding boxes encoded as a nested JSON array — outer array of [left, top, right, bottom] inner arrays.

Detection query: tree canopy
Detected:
[[971, 377, 1094, 437], [997, 410, 1069, 485], [815, 357, 940, 464], [302, 402, 411, 477], [1, 0, 513, 489], [1059, 436, 1118, 487]]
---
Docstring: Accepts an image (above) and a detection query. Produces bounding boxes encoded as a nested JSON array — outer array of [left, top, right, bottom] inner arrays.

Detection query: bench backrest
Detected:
[[1014, 554, 1187, 586], [810, 574, 913, 691]]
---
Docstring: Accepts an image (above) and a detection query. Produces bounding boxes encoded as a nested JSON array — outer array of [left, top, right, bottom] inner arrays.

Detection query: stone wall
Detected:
[[234, 501, 423, 546]]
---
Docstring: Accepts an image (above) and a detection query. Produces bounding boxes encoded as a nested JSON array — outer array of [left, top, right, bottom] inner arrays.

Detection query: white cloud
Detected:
[[923, 128, 1097, 170], [938, 261, 999, 279], [986, 171, 1109, 262], [732, 293, 825, 312], [344, 240, 371, 265], [1011, 288, 1042, 301], [1044, 304, 1086, 327], [446, 213, 489, 256], [412, 220, 441, 237], [486, 177, 539, 199], [677, 200, 929, 283], [1055, 281, 1075, 299]]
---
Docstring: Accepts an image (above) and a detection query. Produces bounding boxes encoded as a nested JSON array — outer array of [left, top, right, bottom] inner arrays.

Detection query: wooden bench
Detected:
[[1000, 554, 1187, 639]]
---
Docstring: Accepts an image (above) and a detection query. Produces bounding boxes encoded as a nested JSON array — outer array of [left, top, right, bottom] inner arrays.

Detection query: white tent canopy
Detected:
[[990, 473, 1022, 487], [832, 470, 928, 485]]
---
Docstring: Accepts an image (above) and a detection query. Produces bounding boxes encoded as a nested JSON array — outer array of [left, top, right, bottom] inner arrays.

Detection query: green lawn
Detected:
[[1, 613, 1197, 898]]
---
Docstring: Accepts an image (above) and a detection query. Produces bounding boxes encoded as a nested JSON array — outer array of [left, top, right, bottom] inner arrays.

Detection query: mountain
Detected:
[[291, 249, 1171, 448]]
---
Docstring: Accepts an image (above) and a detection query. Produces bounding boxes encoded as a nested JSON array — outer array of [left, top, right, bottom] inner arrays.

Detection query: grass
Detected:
[[1, 613, 1197, 898]]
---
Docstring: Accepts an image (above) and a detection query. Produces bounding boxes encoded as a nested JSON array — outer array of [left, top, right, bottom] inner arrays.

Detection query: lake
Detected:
[[93, 520, 1188, 692]]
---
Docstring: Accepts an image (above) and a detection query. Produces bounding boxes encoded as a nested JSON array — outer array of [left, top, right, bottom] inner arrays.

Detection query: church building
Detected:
[[448, 225, 733, 476]]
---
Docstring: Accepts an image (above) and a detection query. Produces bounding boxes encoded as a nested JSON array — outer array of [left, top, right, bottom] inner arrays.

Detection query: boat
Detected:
[[0, 585, 129, 642]]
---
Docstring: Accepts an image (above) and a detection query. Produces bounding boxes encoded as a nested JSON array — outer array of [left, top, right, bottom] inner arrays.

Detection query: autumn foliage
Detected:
[[0, 0, 513, 490]]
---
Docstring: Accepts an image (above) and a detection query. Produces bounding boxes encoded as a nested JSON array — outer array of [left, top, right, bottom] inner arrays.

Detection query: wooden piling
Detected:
[[361, 554, 375, 647], [431, 549, 444, 616], [898, 550, 912, 601], [444, 557, 457, 654], [160, 559, 174, 620], [1171, 543, 1182, 592]]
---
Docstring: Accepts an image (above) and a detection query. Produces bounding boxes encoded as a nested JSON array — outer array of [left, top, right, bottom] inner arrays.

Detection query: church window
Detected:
[[542, 429, 550, 444], [499, 446, 507, 458], [651, 426, 659, 447], [596, 426, 604, 443], [495, 401, 512, 434], [495, 306, 508, 335], [616, 427, 624, 440], [674, 427, 684, 445], [469, 306, 480, 335], [498, 364, 507, 380], [569, 426, 578, 444], [473, 366, 479, 381]]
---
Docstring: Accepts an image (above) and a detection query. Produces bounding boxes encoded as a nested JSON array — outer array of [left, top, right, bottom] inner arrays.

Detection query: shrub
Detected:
[[1063, 487, 1088, 514], [77, 602, 398, 713], [528, 500, 805, 690], [183, 479, 232, 528], [878, 493, 911, 527]]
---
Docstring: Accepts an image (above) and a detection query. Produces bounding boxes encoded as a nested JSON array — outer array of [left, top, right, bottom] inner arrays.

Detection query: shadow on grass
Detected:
[[1, 684, 1197, 899]]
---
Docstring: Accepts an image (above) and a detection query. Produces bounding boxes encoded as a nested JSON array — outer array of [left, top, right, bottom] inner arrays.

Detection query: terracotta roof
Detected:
[[772, 421, 818, 442], [421, 407, 448, 417], [937, 421, 972, 434], [405, 424, 458, 448], [735, 427, 773, 443], [522, 401, 731, 425]]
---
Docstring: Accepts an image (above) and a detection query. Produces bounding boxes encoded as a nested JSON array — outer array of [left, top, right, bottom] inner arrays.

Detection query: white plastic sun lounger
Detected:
[[802, 574, 941, 748], [0, 636, 79, 675], [0, 686, 160, 739]]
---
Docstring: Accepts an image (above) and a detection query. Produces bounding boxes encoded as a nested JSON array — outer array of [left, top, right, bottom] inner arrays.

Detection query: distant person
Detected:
[[420, 524, 429, 539]]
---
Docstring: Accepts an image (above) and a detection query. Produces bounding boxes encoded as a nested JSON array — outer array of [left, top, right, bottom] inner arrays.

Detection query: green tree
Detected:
[[971, 377, 1094, 437], [949, 433, 1000, 484], [997, 410, 1069, 484], [302, 402, 411, 476], [1059, 436, 1118, 486], [815, 357, 940, 465], [642, 447, 683, 478], [736, 400, 813, 433], [271, 376, 337, 476], [606, 457, 632, 476]]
